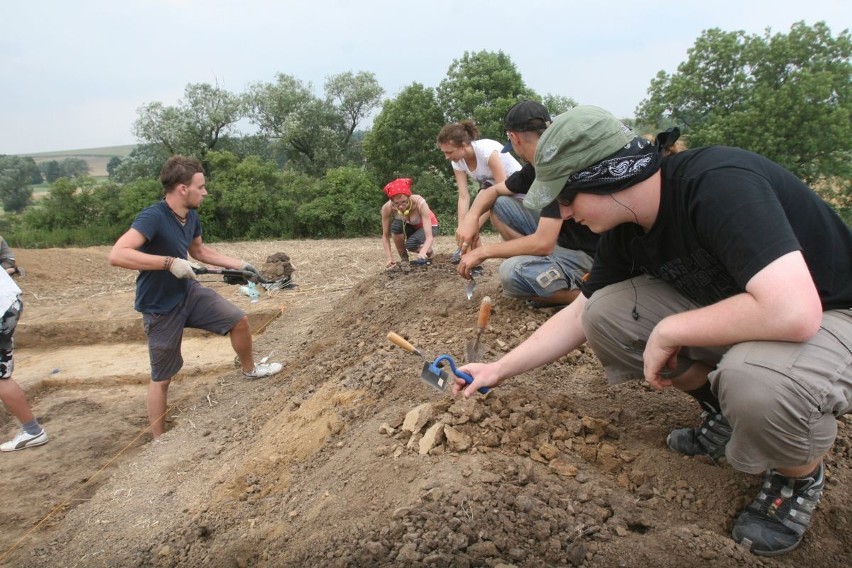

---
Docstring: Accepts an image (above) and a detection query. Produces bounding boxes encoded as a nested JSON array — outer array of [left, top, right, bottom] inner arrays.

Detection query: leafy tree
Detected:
[[22, 176, 101, 231], [324, 71, 384, 148], [60, 157, 89, 178], [107, 156, 123, 179], [133, 82, 244, 159], [362, 83, 447, 185], [541, 94, 578, 117], [296, 166, 383, 237], [246, 73, 345, 175], [436, 50, 536, 140], [0, 155, 34, 213], [409, 170, 457, 228], [215, 135, 282, 166], [204, 150, 292, 240], [22, 157, 43, 185], [41, 160, 62, 183], [110, 143, 170, 183], [637, 21, 852, 189]]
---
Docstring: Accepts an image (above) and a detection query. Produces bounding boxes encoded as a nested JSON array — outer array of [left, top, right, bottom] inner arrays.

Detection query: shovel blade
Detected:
[[465, 279, 475, 300], [420, 362, 449, 391]]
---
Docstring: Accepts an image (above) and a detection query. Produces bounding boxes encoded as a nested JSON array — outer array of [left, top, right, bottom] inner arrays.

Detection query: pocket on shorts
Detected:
[[743, 341, 821, 403], [742, 335, 849, 414]]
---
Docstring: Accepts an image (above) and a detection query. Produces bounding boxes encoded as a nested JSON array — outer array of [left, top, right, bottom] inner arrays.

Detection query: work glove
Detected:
[[169, 258, 198, 280], [240, 262, 262, 280]]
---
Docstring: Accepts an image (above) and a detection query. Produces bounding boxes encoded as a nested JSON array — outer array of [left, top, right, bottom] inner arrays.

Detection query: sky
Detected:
[[1, 0, 849, 155]]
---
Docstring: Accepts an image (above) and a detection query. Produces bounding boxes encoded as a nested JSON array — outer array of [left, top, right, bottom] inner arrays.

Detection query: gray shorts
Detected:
[[582, 275, 852, 473], [142, 282, 245, 382]]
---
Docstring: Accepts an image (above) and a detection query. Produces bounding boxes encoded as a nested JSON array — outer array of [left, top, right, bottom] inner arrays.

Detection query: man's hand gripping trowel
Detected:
[[387, 332, 489, 394]]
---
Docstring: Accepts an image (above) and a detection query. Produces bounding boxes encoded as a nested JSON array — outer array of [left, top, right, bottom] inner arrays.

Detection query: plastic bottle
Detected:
[[247, 281, 260, 303]]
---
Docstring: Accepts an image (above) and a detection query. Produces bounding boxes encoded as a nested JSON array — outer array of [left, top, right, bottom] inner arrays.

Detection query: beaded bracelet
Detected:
[[164, 256, 175, 270]]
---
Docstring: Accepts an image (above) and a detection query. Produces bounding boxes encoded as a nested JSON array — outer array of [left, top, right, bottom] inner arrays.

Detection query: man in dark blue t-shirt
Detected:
[[109, 156, 283, 438], [454, 106, 852, 557]]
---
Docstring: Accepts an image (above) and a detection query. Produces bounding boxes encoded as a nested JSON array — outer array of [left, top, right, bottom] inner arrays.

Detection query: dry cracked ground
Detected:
[[0, 235, 850, 567]]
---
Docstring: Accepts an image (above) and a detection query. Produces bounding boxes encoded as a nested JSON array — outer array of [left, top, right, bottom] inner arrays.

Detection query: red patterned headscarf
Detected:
[[383, 178, 412, 198]]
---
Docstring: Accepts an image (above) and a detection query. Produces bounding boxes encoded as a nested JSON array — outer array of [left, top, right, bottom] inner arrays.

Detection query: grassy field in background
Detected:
[[22, 144, 136, 178]]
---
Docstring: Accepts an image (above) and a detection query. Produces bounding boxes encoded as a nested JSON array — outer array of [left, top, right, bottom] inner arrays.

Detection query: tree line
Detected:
[[2, 21, 849, 247]]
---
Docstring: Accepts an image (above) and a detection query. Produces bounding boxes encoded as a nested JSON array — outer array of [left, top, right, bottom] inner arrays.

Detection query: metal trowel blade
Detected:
[[465, 277, 475, 300], [420, 361, 449, 391]]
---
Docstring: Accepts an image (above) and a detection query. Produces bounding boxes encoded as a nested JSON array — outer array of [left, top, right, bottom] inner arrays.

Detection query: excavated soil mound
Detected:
[[0, 236, 850, 567]]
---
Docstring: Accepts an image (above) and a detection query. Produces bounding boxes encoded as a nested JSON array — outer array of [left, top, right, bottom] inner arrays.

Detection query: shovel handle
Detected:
[[387, 332, 422, 357], [434, 355, 489, 394], [477, 296, 492, 330]]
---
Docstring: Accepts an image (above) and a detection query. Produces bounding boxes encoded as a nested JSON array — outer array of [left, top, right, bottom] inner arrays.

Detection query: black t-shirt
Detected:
[[505, 164, 600, 256], [583, 146, 852, 310]]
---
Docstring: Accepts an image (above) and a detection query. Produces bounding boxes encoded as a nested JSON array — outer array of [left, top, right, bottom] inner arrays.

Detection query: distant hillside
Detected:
[[22, 144, 137, 178]]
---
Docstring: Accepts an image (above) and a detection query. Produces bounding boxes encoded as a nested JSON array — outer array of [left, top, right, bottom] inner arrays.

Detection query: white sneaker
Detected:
[[242, 362, 283, 379], [1, 429, 48, 451]]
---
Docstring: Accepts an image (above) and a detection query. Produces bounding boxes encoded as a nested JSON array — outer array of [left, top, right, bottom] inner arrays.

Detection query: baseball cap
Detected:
[[524, 106, 635, 210], [501, 100, 552, 153], [504, 100, 551, 132]]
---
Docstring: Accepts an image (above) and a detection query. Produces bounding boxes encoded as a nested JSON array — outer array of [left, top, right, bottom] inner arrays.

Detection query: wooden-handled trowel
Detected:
[[387, 332, 489, 394], [465, 296, 492, 363]]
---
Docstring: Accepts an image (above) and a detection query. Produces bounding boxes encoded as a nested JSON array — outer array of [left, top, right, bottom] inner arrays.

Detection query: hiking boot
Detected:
[[242, 361, 283, 379], [732, 463, 825, 556], [1, 429, 49, 452], [666, 410, 731, 461]]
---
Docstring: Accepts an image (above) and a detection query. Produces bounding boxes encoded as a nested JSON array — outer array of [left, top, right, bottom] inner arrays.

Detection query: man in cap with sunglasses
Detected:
[[454, 105, 852, 556], [456, 101, 598, 307]]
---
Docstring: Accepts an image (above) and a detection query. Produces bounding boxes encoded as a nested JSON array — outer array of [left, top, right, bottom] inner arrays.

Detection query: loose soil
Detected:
[[0, 235, 850, 567]]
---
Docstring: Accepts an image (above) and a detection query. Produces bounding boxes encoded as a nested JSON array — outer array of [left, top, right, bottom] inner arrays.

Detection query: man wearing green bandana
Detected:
[[453, 105, 852, 557]]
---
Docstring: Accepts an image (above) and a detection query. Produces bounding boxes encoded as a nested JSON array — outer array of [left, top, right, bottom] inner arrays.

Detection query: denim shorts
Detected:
[[391, 218, 439, 252], [498, 247, 593, 298], [492, 196, 539, 236], [582, 275, 852, 473], [142, 282, 245, 381], [0, 297, 22, 379]]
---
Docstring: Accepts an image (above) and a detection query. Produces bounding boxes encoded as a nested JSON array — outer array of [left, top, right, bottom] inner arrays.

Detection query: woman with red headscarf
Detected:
[[380, 178, 439, 268]]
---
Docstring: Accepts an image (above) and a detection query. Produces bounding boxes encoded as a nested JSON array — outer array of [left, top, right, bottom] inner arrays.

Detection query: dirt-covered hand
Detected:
[[457, 249, 484, 279], [455, 225, 480, 253], [643, 327, 679, 390], [169, 258, 198, 280]]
